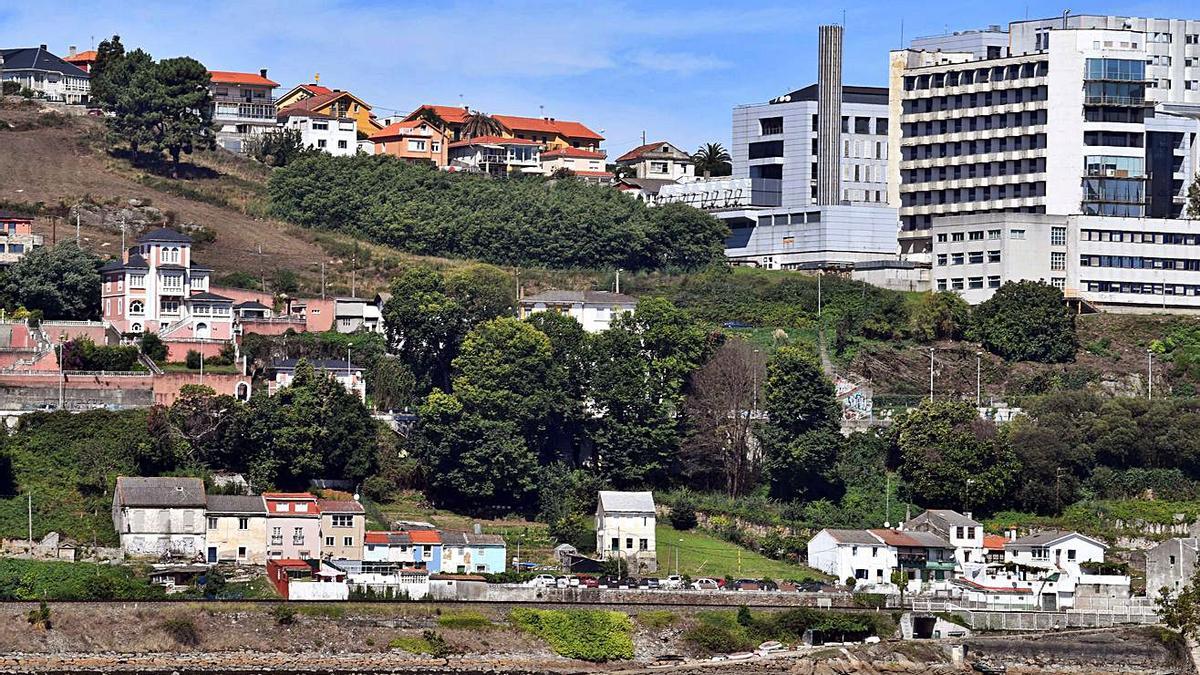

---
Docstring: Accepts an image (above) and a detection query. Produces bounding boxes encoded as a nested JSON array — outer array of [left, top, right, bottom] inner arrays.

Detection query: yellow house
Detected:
[[276, 83, 381, 137], [205, 495, 268, 565]]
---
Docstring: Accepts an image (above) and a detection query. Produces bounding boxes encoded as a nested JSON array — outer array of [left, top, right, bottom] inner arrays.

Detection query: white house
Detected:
[[615, 141, 695, 182], [268, 358, 366, 403], [1004, 530, 1106, 579], [596, 491, 657, 574], [540, 147, 612, 183], [903, 509, 986, 568], [334, 296, 385, 334], [518, 290, 637, 333], [0, 45, 90, 104], [277, 109, 357, 156], [111, 477, 207, 558], [807, 529, 892, 588], [208, 69, 279, 153]]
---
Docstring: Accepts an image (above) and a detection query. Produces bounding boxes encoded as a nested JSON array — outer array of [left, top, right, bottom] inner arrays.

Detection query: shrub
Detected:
[[270, 604, 296, 625], [26, 601, 51, 629], [161, 617, 200, 646], [437, 610, 494, 629], [0, 559, 164, 600], [669, 497, 698, 531], [509, 608, 634, 662], [139, 332, 169, 361], [388, 631, 452, 657], [636, 610, 677, 629], [683, 623, 753, 653], [969, 280, 1076, 363], [185, 350, 202, 369]]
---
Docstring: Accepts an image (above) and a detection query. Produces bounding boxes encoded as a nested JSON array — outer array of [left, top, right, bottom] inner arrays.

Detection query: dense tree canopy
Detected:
[[970, 281, 1076, 363], [268, 154, 728, 271], [759, 346, 842, 501], [1, 242, 101, 320]]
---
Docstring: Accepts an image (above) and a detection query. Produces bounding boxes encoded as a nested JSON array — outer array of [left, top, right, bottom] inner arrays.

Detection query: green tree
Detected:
[[646, 203, 729, 270], [139, 332, 168, 361], [1187, 173, 1200, 219], [2, 242, 101, 320], [588, 298, 710, 487], [692, 142, 732, 177], [970, 280, 1076, 363], [462, 111, 504, 138], [245, 128, 316, 167], [89, 35, 128, 107], [894, 399, 1020, 512], [1158, 566, 1200, 639], [103, 49, 159, 153], [153, 57, 216, 176], [523, 311, 591, 464], [759, 346, 842, 501], [909, 291, 971, 341]]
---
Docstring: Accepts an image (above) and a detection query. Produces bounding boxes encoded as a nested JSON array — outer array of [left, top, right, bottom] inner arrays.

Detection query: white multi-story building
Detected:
[[0, 45, 90, 104], [112, 477, 207, 558], [902, 509, 987, 568], [277, 109, 357, 156], [932, 213, 1200, 312], [99, 228, 233, 340], [595, 491, 657, 574], [268, 358, 366, 403], [209, 69, 279, 153], [447, 136, 541, 176], [807, 528, 957, 594], [889, 15, 1200, 256]]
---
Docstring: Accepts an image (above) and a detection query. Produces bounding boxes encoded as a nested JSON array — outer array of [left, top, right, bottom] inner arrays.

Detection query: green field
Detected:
[[654, 524, 825, 581]]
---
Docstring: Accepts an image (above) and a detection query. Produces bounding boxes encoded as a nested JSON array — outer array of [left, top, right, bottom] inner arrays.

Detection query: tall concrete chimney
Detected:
[[816, 24, 844, 206]]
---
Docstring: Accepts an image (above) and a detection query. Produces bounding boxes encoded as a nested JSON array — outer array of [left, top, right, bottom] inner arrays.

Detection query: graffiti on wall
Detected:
[[834, 375, 873, 421]]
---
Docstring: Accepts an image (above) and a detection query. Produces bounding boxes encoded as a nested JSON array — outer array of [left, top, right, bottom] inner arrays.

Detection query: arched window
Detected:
[[131, 323, 142, 333], [195, 322, 210, 339], [129, 300, 144, 315]]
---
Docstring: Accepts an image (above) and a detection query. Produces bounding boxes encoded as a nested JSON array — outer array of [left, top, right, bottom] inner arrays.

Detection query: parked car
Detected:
[[555, 576, 570, 588], [645, 578, 661, 590], [722, 320, 752, 329], [578, 575, 599, 588], [620, 577, 638, 589], [661, 575, 686, 589], [731, 579, 761, 591], [797, 580, 829, 593], [597, 575, 620, 589], [529, 574, 557, 588], [692, 577, 720, 591]]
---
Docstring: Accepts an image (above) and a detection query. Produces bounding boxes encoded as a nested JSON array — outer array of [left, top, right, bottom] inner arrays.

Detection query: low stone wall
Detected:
[[479, 584, 856, 607], [966, 628, 1184, 674]]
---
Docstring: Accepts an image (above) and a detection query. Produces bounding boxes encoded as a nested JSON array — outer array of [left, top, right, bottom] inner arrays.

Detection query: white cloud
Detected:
[[628, 50, 729, 75]]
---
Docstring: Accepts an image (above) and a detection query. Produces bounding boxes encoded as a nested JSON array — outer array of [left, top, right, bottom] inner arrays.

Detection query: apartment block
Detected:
[[890, 16, 1200, 256]]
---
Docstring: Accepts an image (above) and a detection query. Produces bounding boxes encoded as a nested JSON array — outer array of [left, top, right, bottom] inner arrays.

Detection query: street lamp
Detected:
[[975, 351, 983, 407], [928, 347, 935, 402], [1147, 348, 1153, 400]]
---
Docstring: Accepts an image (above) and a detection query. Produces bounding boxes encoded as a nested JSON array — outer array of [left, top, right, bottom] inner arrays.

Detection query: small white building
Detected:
[[111, 477, 207, 558], [903, 509, 986, 568], [596, 491, 657, 574], [334, 296, 385, 333], [615, 141, 695, 182], [277, 109, 357, 156], [518, 290, 637, 333], [1147, 537, 1200, 599], [808, 529, 892, 588], [268, 358, 366, 403], [1004, 530, 1106, 579]]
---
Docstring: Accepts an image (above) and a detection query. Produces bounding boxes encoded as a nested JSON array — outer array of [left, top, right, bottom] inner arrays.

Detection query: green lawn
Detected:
[[655, 524, 824, 581]]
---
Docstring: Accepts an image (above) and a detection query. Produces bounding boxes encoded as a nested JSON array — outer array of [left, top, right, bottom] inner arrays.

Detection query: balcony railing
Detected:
[[213, 102, 277, 121], [270, 536, 283, 546], [1084, 95, 1147, 107]]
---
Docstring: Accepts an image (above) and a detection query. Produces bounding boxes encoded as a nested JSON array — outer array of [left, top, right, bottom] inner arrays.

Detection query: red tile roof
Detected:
[[208, 70, 279, 87], [277, 105, 335, 120], [271, 558, 312, 570], [574, 170, 614, 177], [300, 83, 333, 96], [317, 499, 365, 513], [407, 104, 472, 125], [617, 141, 680, 162], [365, 531, 392, 545], [541, 147, 606, 160], [447, 135, 539, 149], [64, 50, 97, 64], [868, 529, 923, 547], [262, 492, 318, 499], [492, 114, 603, 141], [407, 529, 442, 544], [983, 534, 1008, 551]]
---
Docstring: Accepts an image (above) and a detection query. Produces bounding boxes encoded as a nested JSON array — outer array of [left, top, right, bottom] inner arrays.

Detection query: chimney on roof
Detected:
[[1007, 528, 1018, 542], [473, 522, 482, 535], [964, 511, 973, 521], [68, 45, 76, 57], [816, 25, 843, 206], [260, 68, 268, 79], [39, 44, 47, 51]]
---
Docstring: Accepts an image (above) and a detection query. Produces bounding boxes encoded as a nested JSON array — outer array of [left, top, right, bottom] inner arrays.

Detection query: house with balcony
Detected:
[[493, 114, 604, 152], [208, 69, 279, 153], [447, 136, 541, 176], [277, 109, 357, 156], [369, 119, 448, 166], [264, 493, 322, 560], [99, 228, 232, 340], [275, 84, 381, 137], [540, 147, 612, 183], [616, 141, 695, 182], [204, 494, 267, 565], [0, 45, 90, 104], [0, 210, 43, 265], [318, 499, 365, 561], [869, 528, 958, 594], [268, 358, 366, 403], [808, 527, 956, 594], [334, 296, 384, 333], [903, 509, 987, 568]]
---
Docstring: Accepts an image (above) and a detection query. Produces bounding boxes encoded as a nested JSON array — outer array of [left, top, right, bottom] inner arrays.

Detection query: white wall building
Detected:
[[111, 477, 207, 558], [595, 491, 657, 574], [518, 290, 636, 333], [277, 110, 357, 156], [0, 45, 90, 104], [807, 529, 893, 588], [615, 141, 695, 182], [902, 509, 987, 568], [269, 358, 366, 403], [889, 16, 1200, 256], [209, 69, 279, 153], [1004, 530, 1106, 579]]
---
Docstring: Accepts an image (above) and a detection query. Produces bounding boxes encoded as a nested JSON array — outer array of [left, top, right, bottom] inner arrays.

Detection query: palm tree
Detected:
[[412, 106, 448, 131], [462, 111, 505, 139], [692, 142, 732, 177]]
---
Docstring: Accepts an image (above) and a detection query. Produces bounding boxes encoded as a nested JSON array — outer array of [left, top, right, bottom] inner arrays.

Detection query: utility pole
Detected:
[[27, 493, 33, 555], [320, 262, 326, 300], [1147, 349, 1153, 399], [975, 351, 982, 407], [817, 274, 823, 318], [57, 341, 65, 410], [641, 130, 646, 146], [926, 345, 936, 398], [351, 252, 357, 298], [199, 352, 204, 385], [75, 211, 80, 245], [615, 268, 621, 294], [257, 244, 265, 292]]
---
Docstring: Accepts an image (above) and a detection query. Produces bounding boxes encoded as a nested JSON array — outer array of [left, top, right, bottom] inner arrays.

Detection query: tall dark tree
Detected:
[[89, 35, 127, 107], [1, 242, 101, 320], [970, 280, 1076, 363], [681, 339, 765, 496], [692, 142, 732, 177], [759, 346, 842, 501], [153, 57, 215, 176]]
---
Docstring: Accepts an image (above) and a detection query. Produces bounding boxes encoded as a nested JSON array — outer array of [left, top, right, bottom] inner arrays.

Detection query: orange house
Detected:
[[276, 83, 381, 137], [369, 119, 448, 166], [401, 105, 604, 152]]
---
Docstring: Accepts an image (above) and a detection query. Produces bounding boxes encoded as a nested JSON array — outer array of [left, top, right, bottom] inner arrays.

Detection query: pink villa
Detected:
[[99, 228, 233, 340]]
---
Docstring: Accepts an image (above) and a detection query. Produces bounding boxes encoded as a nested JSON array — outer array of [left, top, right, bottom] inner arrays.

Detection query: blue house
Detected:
[[441, 531, 507, 574]]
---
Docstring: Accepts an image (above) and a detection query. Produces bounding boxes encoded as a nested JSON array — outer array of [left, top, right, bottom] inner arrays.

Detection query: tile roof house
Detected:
[[616, 141, 695, 183], [808, 528, 955, 593], [540, 147, 612, 184], [1, 45, 91, 104], [208, 69, 279, 153], [596, 491, 657, 573], [364, 529, 443, 571], [204, 494, 267, 564], [318, 498, 366, 561], [441, 531, 507, 574], [111, 477, 207, 558], [369, 119, 448, 166], [401, 105, 603, 152], [263, 492, 322, 560], [903, 509, 987, 567], [63, 47, 97, 73], [518, 290, 636, 333], [446, 136, 542, 177], [276, 84, 381, 136], [0, 210, 43, 266]]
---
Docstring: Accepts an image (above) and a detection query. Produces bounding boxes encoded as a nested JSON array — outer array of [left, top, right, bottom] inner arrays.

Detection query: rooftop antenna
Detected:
[[900, 18, 904, 49]]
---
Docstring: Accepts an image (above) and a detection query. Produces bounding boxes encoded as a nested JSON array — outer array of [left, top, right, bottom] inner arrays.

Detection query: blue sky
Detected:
[[1, 1, 1196, 155]]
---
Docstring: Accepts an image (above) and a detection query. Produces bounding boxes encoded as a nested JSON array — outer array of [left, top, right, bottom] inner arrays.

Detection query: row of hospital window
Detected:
[[938, 277, 1065, 291], [937, 251, 1003, 266], [1080, 255, 1200, 271], [1086, 280, 1200, 296], [1082, 230, 1200, 245]]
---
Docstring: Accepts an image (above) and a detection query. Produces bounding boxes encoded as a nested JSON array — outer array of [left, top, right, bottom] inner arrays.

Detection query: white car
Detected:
[[692, 577, 720, 591], [661, 575, 685, 589], [529, 574, 557, 588]]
